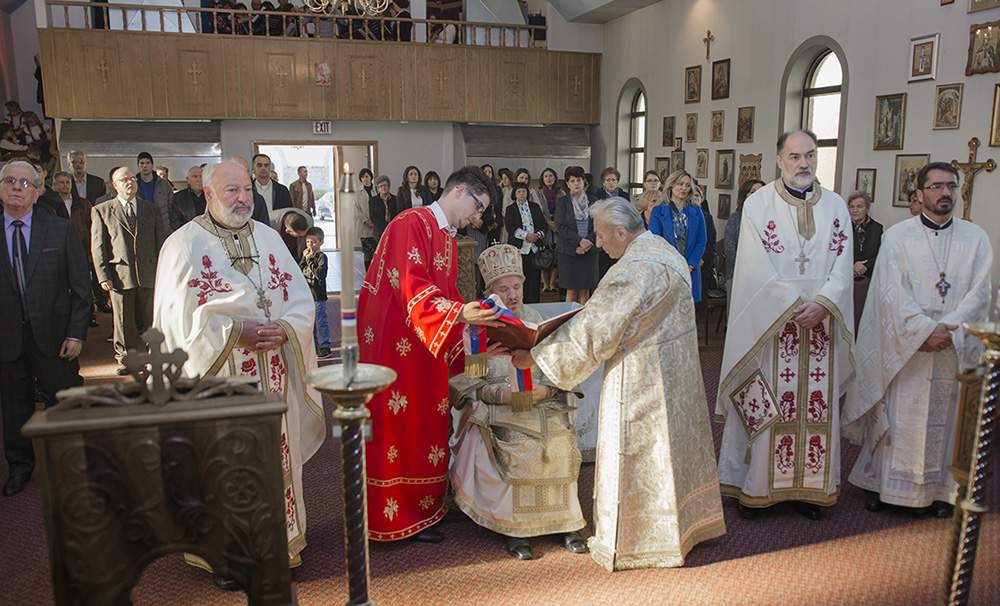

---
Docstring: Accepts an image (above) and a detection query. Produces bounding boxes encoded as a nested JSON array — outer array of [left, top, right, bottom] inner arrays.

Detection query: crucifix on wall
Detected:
[[704, 30, 714, 60], [951, 137, 996, 221]]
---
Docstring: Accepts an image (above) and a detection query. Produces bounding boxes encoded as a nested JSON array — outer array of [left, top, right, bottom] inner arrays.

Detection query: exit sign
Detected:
[[313, 121, 332, 135]]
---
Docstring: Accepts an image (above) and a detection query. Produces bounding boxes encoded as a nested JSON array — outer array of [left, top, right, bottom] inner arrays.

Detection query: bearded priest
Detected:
[[449, 243, 587, 561], [152, 161, 326, 588], [512, 198, 725, 572], [716, 130, 854, 521], [843, 161, 992, 517]]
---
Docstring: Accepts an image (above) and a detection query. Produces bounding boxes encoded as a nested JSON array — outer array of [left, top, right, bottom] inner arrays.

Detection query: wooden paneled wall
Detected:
[[38, 29, 600, 124]]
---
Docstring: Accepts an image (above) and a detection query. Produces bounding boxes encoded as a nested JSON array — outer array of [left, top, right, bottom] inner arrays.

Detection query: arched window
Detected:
[[802, 52, 842, 190], [627, 90, 646, 197], [778, 37, 848, 192]]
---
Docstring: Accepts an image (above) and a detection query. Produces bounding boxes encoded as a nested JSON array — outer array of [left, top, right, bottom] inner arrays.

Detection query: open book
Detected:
[[485, 305, 582, 351]]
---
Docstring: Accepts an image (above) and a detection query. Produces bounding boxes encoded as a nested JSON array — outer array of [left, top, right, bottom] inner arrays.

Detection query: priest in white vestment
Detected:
[[513, 198, 725, 572], [449, 243, 587, 561], [716, 131, 854, 520], [152, 162, 326, 585], [842, 162, 992, 517]]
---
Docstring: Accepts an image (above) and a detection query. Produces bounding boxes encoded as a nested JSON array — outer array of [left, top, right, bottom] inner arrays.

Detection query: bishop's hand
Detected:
[[918, 323, 958, 352], [458, 301, 504, 327], [511, 349, 534, 370]]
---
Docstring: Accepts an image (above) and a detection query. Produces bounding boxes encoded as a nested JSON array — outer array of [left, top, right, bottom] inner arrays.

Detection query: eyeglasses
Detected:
[[2, 177, 37, 189], [924, 182, 958, 193], [469, 190, 485, 214], [115, 176, 138, 184]]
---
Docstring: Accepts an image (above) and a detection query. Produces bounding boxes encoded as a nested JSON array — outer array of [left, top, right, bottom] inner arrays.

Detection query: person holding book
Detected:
[[512, 198, 725, 571], [449, 243, 587, 561]]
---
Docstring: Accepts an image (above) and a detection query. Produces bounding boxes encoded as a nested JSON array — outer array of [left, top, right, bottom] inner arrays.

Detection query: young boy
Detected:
[[300, 227, 332, 359]]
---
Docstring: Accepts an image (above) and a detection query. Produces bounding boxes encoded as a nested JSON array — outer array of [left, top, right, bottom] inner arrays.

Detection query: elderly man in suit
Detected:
[[91, 167, 166, 374], [67, 151, 107, 205], [1, 160, 91, 496], [169, 165, 207, 231]]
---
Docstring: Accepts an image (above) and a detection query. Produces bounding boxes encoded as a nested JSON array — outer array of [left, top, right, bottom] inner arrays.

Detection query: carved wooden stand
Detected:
[[942, 322, 1000, 606], [308, 362, 396, 606], [21, 330, 295, 606]]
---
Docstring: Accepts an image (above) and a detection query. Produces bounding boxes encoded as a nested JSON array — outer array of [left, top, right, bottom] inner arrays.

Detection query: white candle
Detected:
[[339, 162, 357, 345]]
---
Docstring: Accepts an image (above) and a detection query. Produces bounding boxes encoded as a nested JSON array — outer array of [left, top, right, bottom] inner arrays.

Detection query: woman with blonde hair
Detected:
[[648, 169, 707, 302], [634, 189, 659, 228]]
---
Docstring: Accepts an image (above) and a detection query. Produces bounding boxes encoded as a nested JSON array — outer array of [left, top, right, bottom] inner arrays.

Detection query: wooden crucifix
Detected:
[[951, 137, 996, 221], [703, 30, 715, 60]]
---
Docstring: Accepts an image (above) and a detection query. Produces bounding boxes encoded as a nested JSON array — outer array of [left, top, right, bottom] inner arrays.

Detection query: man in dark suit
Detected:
[[251, 153, 292, 213], [1, 160, 91, 497], [91, 167, 166, 375], [168, 165, 207, 231], [67, 150, 107, 205], [27, 158, 67, 220]]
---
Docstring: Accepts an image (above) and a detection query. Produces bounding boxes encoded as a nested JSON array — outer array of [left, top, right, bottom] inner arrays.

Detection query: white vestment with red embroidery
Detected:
[[152, 216, 326, 558], [716, 181, 854, 507], [843, 216, 992, 508]]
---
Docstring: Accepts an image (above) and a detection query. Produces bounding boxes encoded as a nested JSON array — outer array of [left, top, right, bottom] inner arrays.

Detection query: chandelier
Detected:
[[304, 0, 390, 16]]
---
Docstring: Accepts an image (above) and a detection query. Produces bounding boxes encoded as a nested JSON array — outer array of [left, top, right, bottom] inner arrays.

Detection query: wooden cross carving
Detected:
[[951, 137, 996, 221], [188, 62, 203, 87], [357, 67, 369, 92], [704, 30, 715, 60], [570, 75, 582, 96], [96, 59, 111, 84], [123, 329, 189, 406], [435, 70, 447, 92], [508, 73, 521, 94], [274, 65, 289, 88]]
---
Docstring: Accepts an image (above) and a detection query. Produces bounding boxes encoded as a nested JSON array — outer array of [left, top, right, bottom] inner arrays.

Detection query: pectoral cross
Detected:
[[795, 250, 809, 275], [951, 137, 996, 221], [935, 272, 951, 303], [188, 62, 203, 87], [703, 30, 715, 60], [256, 288, 272, 319]]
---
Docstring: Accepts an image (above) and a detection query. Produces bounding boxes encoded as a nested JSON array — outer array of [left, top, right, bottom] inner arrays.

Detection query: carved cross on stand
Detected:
[[188, 62, 203, 87], [951, 137, 996, 221], [704, 30, 715, 60], [274, 65, 289, 88], [123, 329, 189, 406], [96, 59, 111, 84]]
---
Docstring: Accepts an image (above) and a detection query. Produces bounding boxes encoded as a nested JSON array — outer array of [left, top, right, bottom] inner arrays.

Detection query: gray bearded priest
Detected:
[[449, 243, 588, 561]]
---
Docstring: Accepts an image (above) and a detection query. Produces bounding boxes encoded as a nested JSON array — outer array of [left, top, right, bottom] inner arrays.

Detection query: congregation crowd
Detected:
[[1, 121, 992, 586]]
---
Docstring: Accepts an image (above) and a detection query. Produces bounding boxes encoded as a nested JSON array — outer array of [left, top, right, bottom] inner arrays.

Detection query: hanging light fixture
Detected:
[[304, 0, 389, 16]]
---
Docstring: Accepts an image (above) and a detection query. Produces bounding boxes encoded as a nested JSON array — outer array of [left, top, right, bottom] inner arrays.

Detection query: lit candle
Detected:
[[339, 162, 357, 346]]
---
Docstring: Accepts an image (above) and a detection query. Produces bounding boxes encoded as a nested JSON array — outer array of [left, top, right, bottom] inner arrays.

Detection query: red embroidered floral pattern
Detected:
[[761, 220, 785, 253], [809, 322, 829, 361], [808, 390, 827, 422], [780, 391, 796, 423], [805, 435, 826, 473], [186, 255, 233, 306], [267, 254, 293, 302], [268, 354, 285, 394], [240, 358, 258, 376], [775, 435, 794, 474], [779, 321, 799, 363], [281, 433, 291, 473], [829, 218, 848, 256], [285, 486, 297, 533]]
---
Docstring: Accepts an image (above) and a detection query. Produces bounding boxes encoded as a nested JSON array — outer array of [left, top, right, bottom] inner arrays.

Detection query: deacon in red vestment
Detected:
[[359, 166, 502, 542]]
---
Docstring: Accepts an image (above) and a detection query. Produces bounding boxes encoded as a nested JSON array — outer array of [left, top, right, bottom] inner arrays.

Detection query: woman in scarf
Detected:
[[648, 169, 707, 303]]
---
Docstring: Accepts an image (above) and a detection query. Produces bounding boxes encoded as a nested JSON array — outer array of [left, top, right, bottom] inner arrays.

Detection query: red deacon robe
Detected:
[[359, 206, 466, 541]]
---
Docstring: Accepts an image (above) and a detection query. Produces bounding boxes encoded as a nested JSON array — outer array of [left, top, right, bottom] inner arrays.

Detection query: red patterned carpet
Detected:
[[0, 302, 997, 605]]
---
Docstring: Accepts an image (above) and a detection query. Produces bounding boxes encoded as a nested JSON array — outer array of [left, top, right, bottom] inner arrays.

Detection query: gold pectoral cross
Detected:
[[795, 250, 809, 275], [256, 289, 272, 319]]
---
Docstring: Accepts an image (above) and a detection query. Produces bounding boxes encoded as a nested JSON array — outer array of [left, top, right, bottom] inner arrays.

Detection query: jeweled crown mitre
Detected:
[[478, 244, 524, 289]]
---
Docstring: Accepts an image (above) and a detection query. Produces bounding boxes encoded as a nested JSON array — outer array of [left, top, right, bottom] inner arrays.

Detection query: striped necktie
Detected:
[[125, 202, 137, 233]]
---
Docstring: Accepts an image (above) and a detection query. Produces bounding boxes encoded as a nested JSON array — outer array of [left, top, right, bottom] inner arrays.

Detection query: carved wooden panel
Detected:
[[267, 53, 297, 107], [84, 44, 124, 105], [343, 50, 381, 111], [178, 50, 212, 106], [500, 59, 528, 112]]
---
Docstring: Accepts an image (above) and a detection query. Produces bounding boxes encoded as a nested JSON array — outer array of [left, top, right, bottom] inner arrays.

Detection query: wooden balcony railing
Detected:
[[44, 0, 546, 48]]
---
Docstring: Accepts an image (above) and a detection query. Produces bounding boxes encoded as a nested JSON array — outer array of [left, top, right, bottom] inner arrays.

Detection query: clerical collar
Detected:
[[781, 180, 814, 200], [429, 201, 455, 236], [920, 213, 953, 231]]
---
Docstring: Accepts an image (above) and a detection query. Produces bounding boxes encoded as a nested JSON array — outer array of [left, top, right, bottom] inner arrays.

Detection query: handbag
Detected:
[[533, 242, 557, 270]]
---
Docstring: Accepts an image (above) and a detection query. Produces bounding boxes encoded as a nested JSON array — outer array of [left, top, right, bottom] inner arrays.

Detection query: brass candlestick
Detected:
[[308, 362, 396, 606], [942, 322, 1000, 606]]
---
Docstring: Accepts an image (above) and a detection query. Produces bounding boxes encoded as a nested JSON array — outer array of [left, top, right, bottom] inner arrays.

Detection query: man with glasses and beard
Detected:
[[151, 161, 325, 589], [843, 162, 992, 518]]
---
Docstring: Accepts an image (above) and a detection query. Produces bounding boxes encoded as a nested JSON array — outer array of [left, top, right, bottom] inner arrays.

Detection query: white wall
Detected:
[[598, 0, 1000, 285], [220, 119, 458, 187]]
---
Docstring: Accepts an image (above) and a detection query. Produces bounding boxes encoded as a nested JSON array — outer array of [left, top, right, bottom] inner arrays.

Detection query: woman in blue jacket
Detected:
[[648, 169, 707, 302]]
